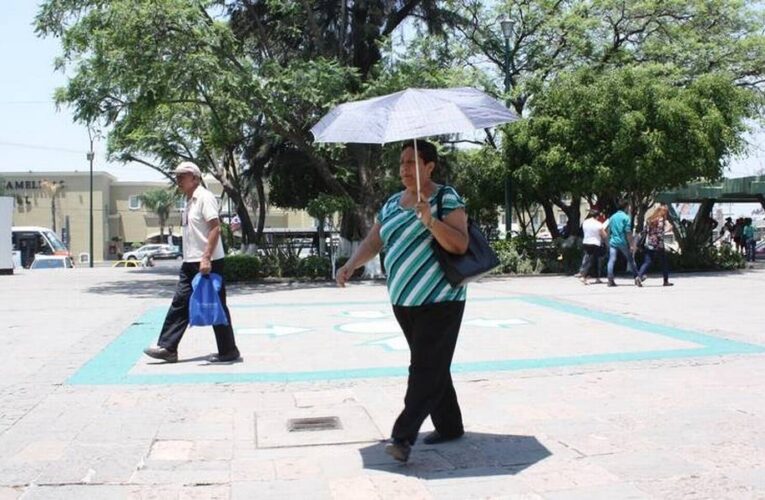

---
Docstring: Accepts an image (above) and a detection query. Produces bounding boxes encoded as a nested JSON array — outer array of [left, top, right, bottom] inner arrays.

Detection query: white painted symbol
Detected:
[[340, 310, 391, 319], [337, 320, 400, 334], [464, 318, 529, 328], [237, 325, 311, 337], [365, 336, 409, 351]]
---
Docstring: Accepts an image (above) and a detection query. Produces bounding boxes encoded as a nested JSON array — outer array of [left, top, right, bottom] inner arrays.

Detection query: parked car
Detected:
[[29, 255, 74, 269], [153, 244, 182, 260], [113, 260, 142, 268], [122, 244, 165, 261]]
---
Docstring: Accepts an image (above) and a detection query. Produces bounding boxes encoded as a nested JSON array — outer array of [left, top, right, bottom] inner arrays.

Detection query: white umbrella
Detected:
[[310, 87, 519, 200]]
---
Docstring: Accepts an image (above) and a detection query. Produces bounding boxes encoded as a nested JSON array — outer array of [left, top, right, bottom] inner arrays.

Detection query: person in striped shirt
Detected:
[[336, 140, 470, 462]]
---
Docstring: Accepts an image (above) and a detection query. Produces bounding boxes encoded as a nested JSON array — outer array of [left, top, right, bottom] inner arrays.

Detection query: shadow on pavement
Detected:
[[86, 277, 179, 298], [359, 432, 551, 478]]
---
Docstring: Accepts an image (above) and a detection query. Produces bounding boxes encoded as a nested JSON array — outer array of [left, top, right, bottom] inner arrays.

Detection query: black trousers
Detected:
[[391, 300, 465, 445], [157, 259, 237, 355]]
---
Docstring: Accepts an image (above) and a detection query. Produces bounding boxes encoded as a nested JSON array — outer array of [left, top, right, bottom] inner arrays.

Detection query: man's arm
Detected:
[[200, 218, 221, 275]]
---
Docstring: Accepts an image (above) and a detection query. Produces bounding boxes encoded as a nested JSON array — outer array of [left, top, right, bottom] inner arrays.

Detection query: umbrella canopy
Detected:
[[310, 87, 518, 144]]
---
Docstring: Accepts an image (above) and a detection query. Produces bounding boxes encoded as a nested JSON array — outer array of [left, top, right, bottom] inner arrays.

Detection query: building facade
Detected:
[[4, 171, 315, 262]]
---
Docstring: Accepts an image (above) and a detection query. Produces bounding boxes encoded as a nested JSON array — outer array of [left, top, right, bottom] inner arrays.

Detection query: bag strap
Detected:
[[435, 185, 448, 221]]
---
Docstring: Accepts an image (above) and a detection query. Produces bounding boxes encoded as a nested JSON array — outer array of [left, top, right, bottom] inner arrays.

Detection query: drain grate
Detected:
[[287, 416, 342, 432]]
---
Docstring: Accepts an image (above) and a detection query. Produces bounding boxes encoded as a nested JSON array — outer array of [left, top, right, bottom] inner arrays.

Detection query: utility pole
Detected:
[[87, 127, 95, 268]]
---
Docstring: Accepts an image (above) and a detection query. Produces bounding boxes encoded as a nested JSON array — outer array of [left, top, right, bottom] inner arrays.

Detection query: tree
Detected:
[[504, 65, 755, 235], [40, 179, 64, 233], [444, 0, 765, 236], [36, 0, 464, 248], [138, 188, 180, 240]]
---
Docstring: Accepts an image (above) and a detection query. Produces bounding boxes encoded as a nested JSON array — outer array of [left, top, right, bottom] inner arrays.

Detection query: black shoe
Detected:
[[208, 348, 241, 363], [143, 345, 178, 363], [663, 281, 674, 287], [607, 279, 617, 287], [423, 430, 464, 445], [384, 439, 411, 462], [634, 276, 643, 287]]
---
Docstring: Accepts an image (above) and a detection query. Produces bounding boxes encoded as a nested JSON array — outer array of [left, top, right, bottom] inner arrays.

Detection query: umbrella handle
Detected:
[[414, 139, 422, 214]]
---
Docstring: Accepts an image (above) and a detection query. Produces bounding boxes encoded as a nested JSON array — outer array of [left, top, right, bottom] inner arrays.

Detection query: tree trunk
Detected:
[[50, 198, 57, 233], [541, 200, 560, 238], [255, 174, 266, 246]]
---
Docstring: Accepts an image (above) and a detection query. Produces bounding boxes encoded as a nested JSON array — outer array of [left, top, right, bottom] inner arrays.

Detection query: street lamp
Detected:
[[500, 18, 514, 239], [87, 127, 95, 268]]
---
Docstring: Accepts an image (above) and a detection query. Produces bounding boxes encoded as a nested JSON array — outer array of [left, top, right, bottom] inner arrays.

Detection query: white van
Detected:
[[11, 226, 71, 268]]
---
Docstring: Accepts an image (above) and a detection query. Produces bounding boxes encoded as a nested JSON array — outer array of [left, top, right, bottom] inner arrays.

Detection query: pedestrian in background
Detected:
[[637, 205, 674, 286], [143, 161, 240, 364], [336, 140, 469, 463], [578, 209, 606, 285], [606, 199, 641, 287], [743, 217, 756, 262]]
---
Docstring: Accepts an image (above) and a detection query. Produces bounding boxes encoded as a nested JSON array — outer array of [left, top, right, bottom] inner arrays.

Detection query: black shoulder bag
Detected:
[[432, 186, 500, 287]]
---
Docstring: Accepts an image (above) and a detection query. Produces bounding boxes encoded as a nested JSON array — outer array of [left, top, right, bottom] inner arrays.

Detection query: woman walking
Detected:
[[336, 140, 470, 463], [637, 205, 674, 286], [578, 209, 607, 285]]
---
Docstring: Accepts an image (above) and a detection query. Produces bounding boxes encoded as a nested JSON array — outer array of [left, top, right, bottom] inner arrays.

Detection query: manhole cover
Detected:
[[288, 416, 342, 432], [255, 406, 384, 448]]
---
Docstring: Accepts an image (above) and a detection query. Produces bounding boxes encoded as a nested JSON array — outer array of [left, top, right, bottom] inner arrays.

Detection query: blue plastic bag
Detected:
[[189, 272, 229, 326]]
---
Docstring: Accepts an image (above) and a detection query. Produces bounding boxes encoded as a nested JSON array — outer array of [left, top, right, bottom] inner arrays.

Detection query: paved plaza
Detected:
[[1, 264, 764, 499]]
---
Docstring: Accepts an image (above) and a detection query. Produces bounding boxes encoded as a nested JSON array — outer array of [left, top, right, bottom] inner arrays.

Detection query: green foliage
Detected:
[[306, 194, 354, 220], [490, 239, 543, 275], [297, 255, 333, 279], [138, 188, 179, 237], [505, 66, 755, 209], [222, 254, 262, 283], [668, 244, 746, 271]]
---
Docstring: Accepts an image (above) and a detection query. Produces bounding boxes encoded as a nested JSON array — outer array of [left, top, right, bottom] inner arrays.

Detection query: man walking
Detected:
[[143, 161, 240, 363], [606, 200, 641, 287]]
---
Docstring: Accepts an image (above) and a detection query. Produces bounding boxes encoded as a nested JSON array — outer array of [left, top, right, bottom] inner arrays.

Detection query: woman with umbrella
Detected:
[[336, 139, 470, 462]]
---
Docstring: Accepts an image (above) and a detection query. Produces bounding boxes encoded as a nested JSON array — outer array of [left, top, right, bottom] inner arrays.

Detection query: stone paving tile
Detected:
[[586, 450, 706, 482], [328, 476, 380, 500], [35, 442, 150, 485], [540, 482, 651, 499], [230, 458, 277, 482], [633, 473, 758, 499], [424, 475, 541, 500], [231, 478, 332, 500], [21, 485, 132, 500], [0, 487, 22, 500], [130, 460, 230, 485]]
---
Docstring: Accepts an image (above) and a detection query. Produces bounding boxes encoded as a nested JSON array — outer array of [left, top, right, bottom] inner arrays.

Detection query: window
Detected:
[[128, 195, 142, 210]]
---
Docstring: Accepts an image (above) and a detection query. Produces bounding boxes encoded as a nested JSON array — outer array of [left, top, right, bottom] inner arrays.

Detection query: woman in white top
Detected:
[[579, 209, 607, 285]]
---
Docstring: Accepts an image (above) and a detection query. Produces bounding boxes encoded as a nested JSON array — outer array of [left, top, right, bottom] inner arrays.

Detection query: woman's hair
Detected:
[[401, 139, 438, 166], [647, 205, 668, 224]]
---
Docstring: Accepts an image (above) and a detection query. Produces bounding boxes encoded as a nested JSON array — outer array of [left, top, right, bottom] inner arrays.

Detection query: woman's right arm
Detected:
[[336, 222, 383, 287]]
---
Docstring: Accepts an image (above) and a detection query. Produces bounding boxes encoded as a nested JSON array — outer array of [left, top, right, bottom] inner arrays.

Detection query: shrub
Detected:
[[223, 254, 261, 282], [668, 244, 746, 271], [280, 254, 301, 277], [298, 255, 332, 279], [491, 239, 543, 275], [260, 254, 282, 277]]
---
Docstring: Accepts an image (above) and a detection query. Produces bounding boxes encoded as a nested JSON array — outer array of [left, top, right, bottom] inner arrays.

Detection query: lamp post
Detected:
[[87, 127, 95, 268], [501, 19, 514, 239]]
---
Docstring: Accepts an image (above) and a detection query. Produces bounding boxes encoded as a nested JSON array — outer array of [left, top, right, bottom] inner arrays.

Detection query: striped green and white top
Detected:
[[377, 185, 468, 306]]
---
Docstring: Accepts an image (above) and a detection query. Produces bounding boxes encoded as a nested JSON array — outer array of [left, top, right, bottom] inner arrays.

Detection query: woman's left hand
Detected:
[[415, 200, 433, 228]]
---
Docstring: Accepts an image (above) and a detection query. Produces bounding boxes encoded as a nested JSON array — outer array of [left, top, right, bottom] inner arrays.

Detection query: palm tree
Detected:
[[40, 179, 64, 232], [138, 188, 179, 240]]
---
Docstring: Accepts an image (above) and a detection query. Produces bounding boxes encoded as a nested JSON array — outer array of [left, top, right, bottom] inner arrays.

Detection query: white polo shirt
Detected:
[[182, 185, 225, 262]]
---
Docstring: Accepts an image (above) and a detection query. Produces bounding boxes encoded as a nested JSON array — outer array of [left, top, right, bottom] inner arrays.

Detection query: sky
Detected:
[[1, 1, 764, 185]]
